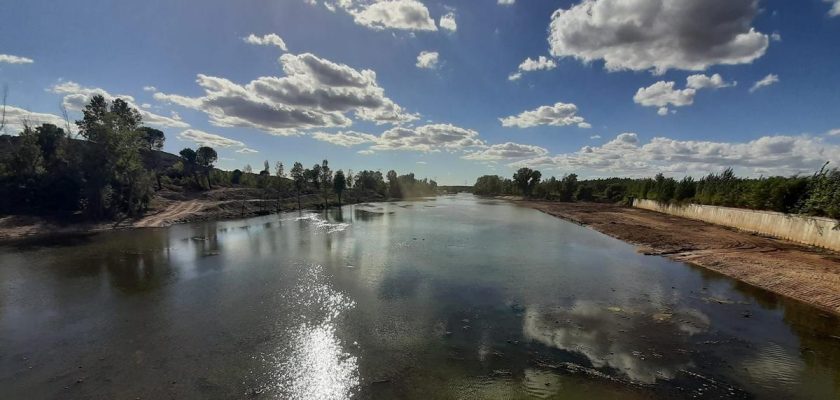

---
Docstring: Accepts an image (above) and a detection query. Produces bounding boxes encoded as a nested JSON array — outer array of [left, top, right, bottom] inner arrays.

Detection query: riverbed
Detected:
[[1, 194, 838, 399]]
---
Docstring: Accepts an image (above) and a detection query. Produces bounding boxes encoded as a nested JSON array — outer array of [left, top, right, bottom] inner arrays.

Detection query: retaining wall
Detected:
[[632, 199, 840, 252]]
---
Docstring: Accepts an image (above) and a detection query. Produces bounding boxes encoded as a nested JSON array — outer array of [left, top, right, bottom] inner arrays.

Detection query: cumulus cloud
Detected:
[[236, 147, 259, 154], [51, 81, 190, 129], [508, 56, 556, 80], [368, 123, 484, 152], [143, 86, 157, 92], [500, 102, 588, 128], [153, 52, 417, 135], [826, 128, 840, 137], [750, 74, 779, 93], [825, 0, 840, 17], [416, 51, 440, 69], [243, 33, 288, 51], [311, 130, 377, 147], [635, 74, 734, 114], [439, 12, 457, 32], [462, 142, 549, 161], [686, 73, 735, 90], [177, 129, 246, 148], [498, 0, 515, 4], [0, 106, 73, 134], [548, 0, 769, 74], [328, 0, 437, 31], [0, 54, 34, 64], [511, 132, 840, 177]]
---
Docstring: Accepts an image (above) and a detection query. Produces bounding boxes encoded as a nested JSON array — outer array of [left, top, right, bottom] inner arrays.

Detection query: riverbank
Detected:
[[517, 200, 840, 315], [0, 187, 384, 242]]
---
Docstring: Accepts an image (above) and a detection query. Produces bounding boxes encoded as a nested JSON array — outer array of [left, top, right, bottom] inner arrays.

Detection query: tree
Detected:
[[387, 170, 401, 198], [333, 170, 346, 206], [179, 148, 197, 164], [138, 127, 165, 150], [346, 169, 353, 188], [231, 169, 243, 184], [243, 164, 253, 174], [275, 161, 285, 178], [320, 160, 332, 208], [196, 146, 217, 189], [513, 167, 541, 198], [291, 162, 305, 210], [75, 95, 150, 218]]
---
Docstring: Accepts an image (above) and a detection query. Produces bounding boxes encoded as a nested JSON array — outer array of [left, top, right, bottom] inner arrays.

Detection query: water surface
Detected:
[[1, 194, 839, 399]]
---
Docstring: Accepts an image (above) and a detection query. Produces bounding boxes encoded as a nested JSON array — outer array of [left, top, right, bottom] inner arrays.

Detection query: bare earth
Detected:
[[518, 200, 840, 316]]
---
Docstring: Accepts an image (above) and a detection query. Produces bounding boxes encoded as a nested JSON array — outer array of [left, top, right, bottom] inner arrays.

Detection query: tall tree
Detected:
[[513, 167, 541, 198], [275, 161, 285, 178], [75, 96, 151, 218], [291, 162, 305, 210], [387, 170, 401, 198], [333, 170, 346, 207], [320, 159, 332, 209], [196, 146, 217, 189]]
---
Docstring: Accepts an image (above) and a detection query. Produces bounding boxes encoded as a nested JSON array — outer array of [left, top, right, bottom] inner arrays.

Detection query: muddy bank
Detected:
[[517, 200, 840, 316], [0, 187, 384, 242]]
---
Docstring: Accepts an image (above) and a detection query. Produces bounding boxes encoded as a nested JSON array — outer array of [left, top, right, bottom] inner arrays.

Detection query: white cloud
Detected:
[[0, 106, 72, 134], [312, 130, 377, 147], [548, 0, 769, 74], [368, 123, 484, 152], [143, 86, 157, 92], [508, 56, 556, 80], [826, 128, 840, 137], [498, 0, 515, 4], [0, 54, 34, 64], [331, 0, 437, 31], [590, 135, 601, 139], [462, 142, 549, 161], [634, 81, 696, 108], [636, 74, 734, 114], [236, 147, 259, 154], [153, 52, 417, 135], [770, 32, 782, 42], [243, 33, 288, 51], [439, 12, 457, 32], [357, 149, 375, 155], [825, 0, 840, 17], [51, 81, 190, 129], [416, 51, 439, 69], [686, 73, 735, 90], [750, 74, 779, 93], [177, 129, 246, 148], [500, 102, 588, 128], [511, 132, 840, 178]]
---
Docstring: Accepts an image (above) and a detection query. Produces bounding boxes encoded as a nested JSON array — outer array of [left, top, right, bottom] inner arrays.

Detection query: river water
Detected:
[[1, 194, 839, 399]]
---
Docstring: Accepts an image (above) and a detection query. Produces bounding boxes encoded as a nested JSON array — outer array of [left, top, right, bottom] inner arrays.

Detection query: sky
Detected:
[[1, 0, 840, 185]]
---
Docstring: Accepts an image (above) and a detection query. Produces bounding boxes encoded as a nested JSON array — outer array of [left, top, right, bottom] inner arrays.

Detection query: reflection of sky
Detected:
[[522, 301, 708, 384]]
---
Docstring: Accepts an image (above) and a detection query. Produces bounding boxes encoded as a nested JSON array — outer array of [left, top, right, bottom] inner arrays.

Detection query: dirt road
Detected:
[[518, 200, 840, 315], [133, 200, 206, 228]]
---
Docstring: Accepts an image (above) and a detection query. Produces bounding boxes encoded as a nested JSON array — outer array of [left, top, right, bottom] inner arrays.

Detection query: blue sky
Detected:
[[2, 0, 840, 184]]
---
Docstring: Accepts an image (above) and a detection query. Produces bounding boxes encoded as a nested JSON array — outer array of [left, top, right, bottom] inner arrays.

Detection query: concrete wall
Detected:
[[633, 199, 840, 252]]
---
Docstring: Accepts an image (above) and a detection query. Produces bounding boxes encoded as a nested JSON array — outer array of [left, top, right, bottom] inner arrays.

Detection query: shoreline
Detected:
[[0, 190, 384, 243], [514, 199, 840, 316]]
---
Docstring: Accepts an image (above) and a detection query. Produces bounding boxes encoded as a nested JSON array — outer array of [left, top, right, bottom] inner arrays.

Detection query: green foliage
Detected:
[[138, 127, 165, 150], [333, 170, 346, 205], [513, 168, 541, 198]]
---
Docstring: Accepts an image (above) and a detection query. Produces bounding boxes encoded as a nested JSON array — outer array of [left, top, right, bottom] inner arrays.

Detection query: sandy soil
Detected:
[[518, 200, 840, 316]]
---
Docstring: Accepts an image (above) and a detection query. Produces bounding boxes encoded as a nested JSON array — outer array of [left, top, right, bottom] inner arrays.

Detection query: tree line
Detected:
[[474, 166, 840, 219], [0, 95, 437, 220]]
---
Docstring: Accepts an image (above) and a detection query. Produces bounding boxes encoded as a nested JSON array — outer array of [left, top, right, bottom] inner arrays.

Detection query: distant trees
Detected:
[[387, 170, 401, 198]]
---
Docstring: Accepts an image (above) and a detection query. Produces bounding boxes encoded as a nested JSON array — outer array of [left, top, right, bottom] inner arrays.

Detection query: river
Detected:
[[1, 194, 838, 399]]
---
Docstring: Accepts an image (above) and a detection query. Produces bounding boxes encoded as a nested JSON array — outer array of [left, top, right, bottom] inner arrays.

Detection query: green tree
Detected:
[[76, 95, 151, 218], [291, 162, 305, 210], [387, 170, 401, 198], [333, 170, 346, 206], [320, 160, 332, 208], [196, 146, 217, 189], [513, 167, 541, 198], [138, 127, 165, 150]]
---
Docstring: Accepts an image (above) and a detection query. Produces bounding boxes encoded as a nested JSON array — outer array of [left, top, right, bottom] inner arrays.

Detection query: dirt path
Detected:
[[133, 200, 208, 228], [517, 200, 840, 315]]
